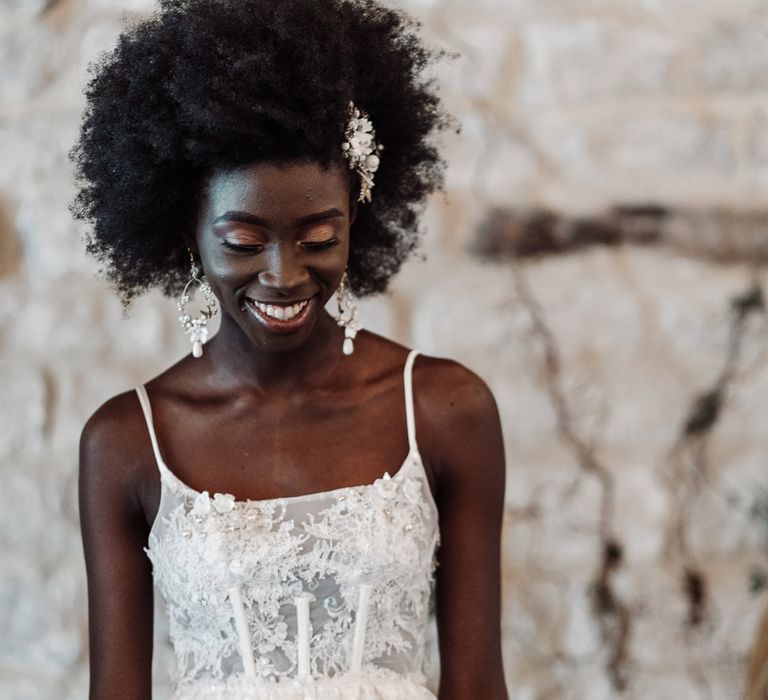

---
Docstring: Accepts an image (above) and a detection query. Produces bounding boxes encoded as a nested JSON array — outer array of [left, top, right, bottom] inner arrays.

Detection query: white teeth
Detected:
[[253, 298, 310, 321]]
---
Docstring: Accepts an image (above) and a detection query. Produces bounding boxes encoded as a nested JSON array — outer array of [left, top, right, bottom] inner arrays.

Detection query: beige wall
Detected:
[[2, 0, 768, 697]]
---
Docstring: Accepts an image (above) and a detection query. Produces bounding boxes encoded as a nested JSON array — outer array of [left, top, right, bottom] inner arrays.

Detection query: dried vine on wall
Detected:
[[473, 202, 768, 693], [512, 263, 631, 691]]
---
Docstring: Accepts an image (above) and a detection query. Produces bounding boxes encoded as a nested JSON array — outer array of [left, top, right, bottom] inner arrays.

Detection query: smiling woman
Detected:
[[72, 1, 508, 699], [199, 163, 350, 349]]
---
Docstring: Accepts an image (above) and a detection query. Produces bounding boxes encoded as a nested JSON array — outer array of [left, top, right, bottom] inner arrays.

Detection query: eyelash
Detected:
[[221, 239, 339, 253], [220, 241, 259, 253], [304, 240, 339, 250]]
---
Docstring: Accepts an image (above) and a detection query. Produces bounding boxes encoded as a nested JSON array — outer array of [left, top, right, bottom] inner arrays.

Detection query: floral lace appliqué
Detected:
[[143, 455, 440, 693]]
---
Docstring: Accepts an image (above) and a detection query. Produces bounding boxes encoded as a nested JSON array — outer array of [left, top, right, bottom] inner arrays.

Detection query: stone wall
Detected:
[[2, 0, 768, 698]]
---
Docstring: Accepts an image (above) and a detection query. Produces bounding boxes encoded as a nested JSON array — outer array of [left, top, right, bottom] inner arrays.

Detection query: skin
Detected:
[[79, 160, 508, 699]]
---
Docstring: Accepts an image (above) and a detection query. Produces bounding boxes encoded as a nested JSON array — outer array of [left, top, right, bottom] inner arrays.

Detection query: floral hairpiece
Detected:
[[341, 101, 383, 203]]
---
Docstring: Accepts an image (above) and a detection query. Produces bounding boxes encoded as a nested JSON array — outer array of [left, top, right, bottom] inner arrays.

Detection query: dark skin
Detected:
[[79, 161, 508, 700]]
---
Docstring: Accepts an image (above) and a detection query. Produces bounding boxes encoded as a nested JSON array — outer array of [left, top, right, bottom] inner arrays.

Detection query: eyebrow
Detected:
[[213, 208, 345, 228]]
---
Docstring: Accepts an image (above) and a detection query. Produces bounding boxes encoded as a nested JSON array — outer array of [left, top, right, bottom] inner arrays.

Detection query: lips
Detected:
[[243, 294, 317, 334]]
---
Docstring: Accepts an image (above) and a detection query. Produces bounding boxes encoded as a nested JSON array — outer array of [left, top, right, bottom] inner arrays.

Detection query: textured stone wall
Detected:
[[2, 0, 768, 698]]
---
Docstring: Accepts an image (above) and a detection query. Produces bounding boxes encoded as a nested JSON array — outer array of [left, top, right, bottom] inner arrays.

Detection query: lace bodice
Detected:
[[136, 350, 440, 699]]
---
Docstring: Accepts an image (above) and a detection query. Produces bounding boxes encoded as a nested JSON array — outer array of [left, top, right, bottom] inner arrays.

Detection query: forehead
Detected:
[[203, 161, 350, 216]]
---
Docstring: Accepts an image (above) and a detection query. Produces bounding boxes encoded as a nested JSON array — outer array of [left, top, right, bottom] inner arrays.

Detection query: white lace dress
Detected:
[[135, 350, 440, 699]]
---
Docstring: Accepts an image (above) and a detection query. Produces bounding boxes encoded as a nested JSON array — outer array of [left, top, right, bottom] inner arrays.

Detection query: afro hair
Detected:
[[70, 0, 449, 305]]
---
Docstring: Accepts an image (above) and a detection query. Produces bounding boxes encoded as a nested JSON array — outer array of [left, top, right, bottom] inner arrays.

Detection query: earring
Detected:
[[335, 269, 361, 355], [177, 249, 219, 358]]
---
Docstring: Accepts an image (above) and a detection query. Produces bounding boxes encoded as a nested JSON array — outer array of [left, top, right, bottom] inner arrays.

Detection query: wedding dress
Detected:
[[135, 349, 440, 699]]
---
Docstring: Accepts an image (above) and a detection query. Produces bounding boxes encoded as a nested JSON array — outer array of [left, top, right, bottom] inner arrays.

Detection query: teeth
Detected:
[[253, 298, 310, 321]]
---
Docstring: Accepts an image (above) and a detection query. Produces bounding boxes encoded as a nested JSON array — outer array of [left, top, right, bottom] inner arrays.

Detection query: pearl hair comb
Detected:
[[341, 101, 383, 203]]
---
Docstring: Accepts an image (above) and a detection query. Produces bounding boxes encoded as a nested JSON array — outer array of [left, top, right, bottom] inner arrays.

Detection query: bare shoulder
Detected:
[[81, 389, 147, 460], [79, 389, 156, 517], [412, 352, 500, 427], [410, 352, 504, 487]]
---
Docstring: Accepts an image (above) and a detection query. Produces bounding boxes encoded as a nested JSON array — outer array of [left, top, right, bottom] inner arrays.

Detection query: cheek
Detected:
[[195, 246, 254, 299], [203, 253, 248, 286]]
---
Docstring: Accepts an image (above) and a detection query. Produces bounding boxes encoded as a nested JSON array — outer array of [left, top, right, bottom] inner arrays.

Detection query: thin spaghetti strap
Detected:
[[134, 385, 167, 472], [404, 349, 420, 455]]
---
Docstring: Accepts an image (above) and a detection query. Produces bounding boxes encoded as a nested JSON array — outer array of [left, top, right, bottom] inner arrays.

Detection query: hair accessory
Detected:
[[335, 269, 361, 355], [341, 101, 383, 204], [177, 249, 219, 358]]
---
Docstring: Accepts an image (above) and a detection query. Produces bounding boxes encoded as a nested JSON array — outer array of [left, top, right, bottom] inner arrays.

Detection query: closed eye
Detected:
[[221, 239, 340, 253], [221, 240, 263, 253], [302, 239, 339, 250]]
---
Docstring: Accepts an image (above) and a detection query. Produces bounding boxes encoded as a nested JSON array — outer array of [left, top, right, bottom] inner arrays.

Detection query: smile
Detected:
[[254, 298, 310, 320], [244, 295, 317, 333]]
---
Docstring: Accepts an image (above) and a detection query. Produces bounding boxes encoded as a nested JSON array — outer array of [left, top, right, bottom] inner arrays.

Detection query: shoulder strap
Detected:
[[404, 349, 420, 455], [134, 385, 166, 473]]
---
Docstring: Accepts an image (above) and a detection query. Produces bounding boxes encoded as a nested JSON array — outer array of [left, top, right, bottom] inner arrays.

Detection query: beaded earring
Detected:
[[177, 249, 219, 358], [335, 269, 361, 355]]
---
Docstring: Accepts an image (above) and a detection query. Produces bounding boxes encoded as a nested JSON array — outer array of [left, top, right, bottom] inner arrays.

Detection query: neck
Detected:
[[200, 308, 349, 396]]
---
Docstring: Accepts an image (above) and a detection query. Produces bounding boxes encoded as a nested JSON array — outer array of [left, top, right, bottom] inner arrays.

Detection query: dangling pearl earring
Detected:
[[335, 269, 361, 355], [177, 249, 219, 358]]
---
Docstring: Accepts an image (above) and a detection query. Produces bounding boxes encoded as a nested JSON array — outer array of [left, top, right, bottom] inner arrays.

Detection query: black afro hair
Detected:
[[70, 0, 450, 305]]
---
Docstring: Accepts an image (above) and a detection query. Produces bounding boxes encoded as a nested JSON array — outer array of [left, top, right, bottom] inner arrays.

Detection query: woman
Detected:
[[74, 0, 507, 698]]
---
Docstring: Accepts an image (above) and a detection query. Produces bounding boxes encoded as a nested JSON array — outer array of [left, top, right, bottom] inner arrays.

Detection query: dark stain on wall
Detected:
[[471, 205, 768, 264], [0, 195, 22, 278]]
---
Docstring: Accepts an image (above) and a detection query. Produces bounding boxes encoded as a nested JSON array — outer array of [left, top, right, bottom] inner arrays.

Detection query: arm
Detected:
[[79, 395, 155, 700], [421, 360, 508, 700]]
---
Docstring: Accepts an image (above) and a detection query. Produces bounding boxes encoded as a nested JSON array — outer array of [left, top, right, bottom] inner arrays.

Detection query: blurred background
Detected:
[[3, 0, 768, 698]]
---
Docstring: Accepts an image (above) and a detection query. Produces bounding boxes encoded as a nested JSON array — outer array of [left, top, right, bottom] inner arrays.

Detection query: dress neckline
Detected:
[[135, 348, 425, 509], [155, 446, 422, 507]]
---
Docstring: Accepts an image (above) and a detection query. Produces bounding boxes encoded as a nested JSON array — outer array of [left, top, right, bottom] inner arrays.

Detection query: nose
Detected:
[[258, 244, 310, 292]]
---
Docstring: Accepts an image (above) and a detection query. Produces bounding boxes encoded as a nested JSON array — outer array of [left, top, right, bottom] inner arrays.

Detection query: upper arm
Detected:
[[419, 359, 508, 700], [79, 393, 155, 700]]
